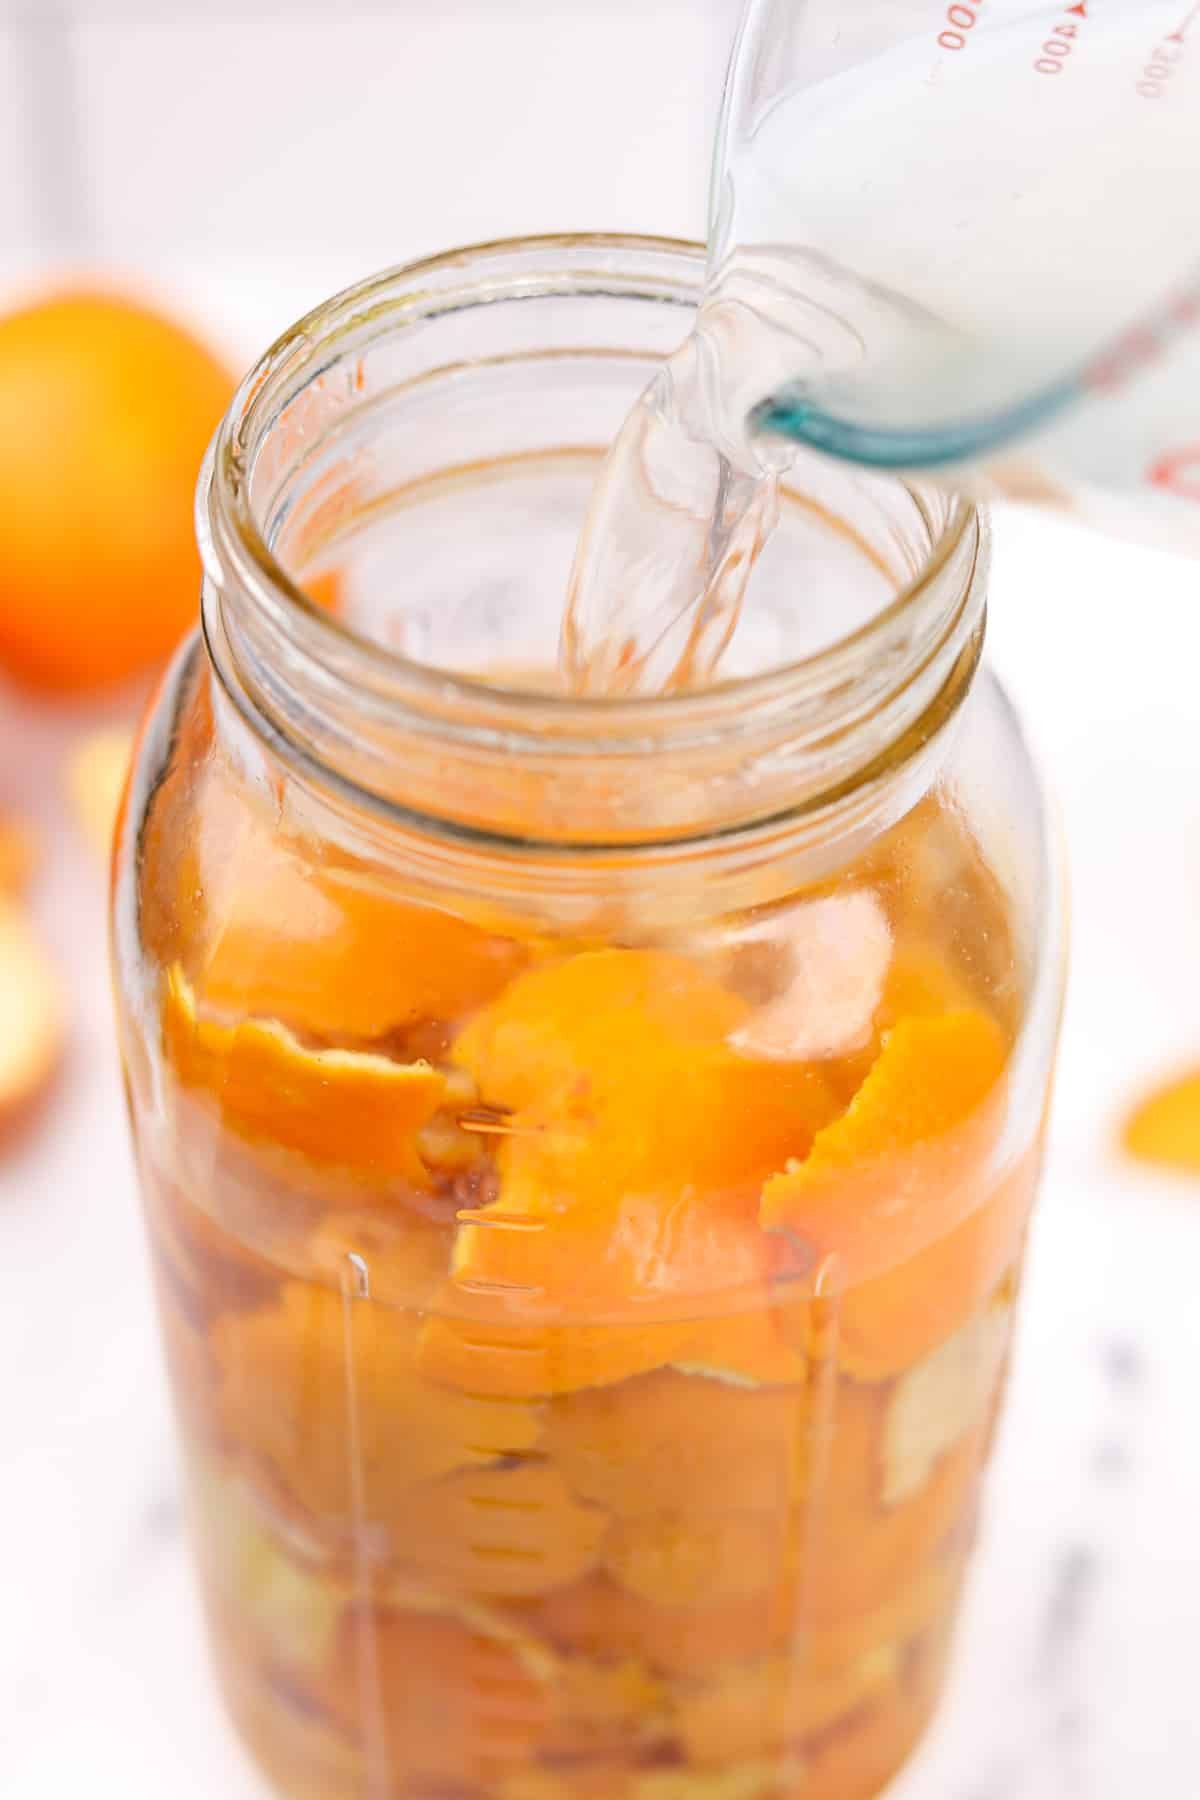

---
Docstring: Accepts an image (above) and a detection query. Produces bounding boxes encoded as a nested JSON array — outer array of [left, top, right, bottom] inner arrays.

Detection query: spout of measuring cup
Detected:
[[749, 376, 1079, 475]]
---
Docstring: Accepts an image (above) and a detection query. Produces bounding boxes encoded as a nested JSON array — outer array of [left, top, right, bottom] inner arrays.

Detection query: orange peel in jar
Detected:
[[874, 942, 977, 1028], [516, 1571, 799, 1682], [395, 1461, 608, 1599], [544, 1653, 669, 1758], [544, 1369, 806, 1521], [831, 1152, 1035, 1382], [796, 1623, 952, 1800], [634, 1761, 803, 1800], [302, 1208, 453, 1310], [880, 1290, 1012, 1508], [161, 964, 445, 1185], [433, 949, 836, 1386], [197, 820, 526, 1044], [213, 1283, 540, 1538], [604, 1511, 788, 1611], [420, 1303, 805, 1396], [806, 1398, 985, 1629], [761, 1008, 1008, 1287], [674, 1644, 899, 1766], [322, 1607, 553, 1784], [526, 1546, 964, 1692]]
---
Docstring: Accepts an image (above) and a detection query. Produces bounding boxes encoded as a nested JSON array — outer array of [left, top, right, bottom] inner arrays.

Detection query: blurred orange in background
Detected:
[[0, 289, 232, 692], [0, 282, 225, 1134]]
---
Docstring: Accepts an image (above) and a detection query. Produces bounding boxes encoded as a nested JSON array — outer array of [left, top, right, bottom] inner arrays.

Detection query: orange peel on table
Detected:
[[0, 897, 63, 1133], [161, 964, 445, 1186], [761, 1008, 1009, 1290], [213, 1283, 540, 1537], [69, 729, 132, 861], [425, 949, 836, 1394], [1123, 1070, 1200, 1175]]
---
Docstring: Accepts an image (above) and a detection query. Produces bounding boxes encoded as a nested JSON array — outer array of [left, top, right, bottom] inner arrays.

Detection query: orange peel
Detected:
[[198, 823, 526, 1043], [675, 1644, 898, 1766], [1124, 1069, 1200, 1174], [395, 1461, 607, 1598], [161, 963, 445, 1185], [796, 1623, 952, 1800], [604, 1511, 787, 1611], [881, 1293, 1012, 1507], [633, 1766, 803, 1800], [761, 1008, 1009, 1286], [213, 1283, 540, 1537], [444, 949, 837, 1352], [544, 1368, 806, 1521], [419, 1279, 810, 1400], [323, 1607, 552, 1784], [302, 1208, 452, 1311], [830, 1153, 1036, 1381]]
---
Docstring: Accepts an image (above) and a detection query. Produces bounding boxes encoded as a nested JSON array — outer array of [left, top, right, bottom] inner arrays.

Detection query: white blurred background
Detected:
[[0, 0, 740, 354]]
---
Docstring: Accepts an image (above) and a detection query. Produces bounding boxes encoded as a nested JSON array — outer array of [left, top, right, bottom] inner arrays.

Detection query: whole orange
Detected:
[[0, 290, 234, 691]]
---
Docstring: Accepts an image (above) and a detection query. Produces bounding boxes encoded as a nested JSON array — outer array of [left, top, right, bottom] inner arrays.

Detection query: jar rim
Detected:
[[200, 233, 988, 851]]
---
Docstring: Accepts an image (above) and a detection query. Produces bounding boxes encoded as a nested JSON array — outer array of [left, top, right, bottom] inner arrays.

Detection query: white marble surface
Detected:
[[4, 375, 1200, 1796]]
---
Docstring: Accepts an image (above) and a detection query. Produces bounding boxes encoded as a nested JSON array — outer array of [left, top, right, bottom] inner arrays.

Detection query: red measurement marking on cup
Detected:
[[1087, 278, 1200, 392], [937, 0, 983, 53], [1034, 5, 1088, 75], [1139, 2, 1196, 96], [1148, 447, 1200, 503]]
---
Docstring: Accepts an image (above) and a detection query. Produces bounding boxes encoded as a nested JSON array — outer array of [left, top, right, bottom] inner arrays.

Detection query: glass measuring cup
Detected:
[[714, 0, 1200, 548]]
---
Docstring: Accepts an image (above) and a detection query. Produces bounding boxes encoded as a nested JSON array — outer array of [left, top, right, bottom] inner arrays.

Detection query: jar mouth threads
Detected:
[[199, 235, 987, 852]]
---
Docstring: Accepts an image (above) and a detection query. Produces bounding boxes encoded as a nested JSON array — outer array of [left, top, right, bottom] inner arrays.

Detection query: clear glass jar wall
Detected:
[[112, 238, 1064, 1800]]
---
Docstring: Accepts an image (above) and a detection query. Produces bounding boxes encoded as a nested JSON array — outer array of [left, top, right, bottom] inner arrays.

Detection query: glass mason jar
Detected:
[[112, 236, 1065, 1800]]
